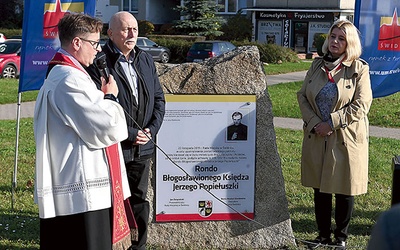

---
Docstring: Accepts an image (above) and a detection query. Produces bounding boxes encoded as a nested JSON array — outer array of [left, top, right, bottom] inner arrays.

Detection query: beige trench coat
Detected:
[[297, 57, 373, 196]]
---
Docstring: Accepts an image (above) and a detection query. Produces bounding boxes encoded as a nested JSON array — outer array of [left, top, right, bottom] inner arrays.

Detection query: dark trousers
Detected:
[[126, 156, 151, 250], [314, 188, 354, 241], [40, 208, 112, 250]]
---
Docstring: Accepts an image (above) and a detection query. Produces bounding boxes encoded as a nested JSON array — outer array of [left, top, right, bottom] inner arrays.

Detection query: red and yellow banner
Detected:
[[19, 0, 95, 93], [355, 0, 400, 98]]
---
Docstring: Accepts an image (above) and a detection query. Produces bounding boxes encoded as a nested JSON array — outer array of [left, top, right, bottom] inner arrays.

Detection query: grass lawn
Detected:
[[277, 128, 399, 249], [0, 119, 38, 249], [263, 60, 312, 75], [268, 81, 400, 128], [0, 78, 38, 105], [1, 119, 398, 249]]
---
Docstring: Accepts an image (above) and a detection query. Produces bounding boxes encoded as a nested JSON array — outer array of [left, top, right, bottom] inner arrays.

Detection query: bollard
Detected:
[[392, 156, 400, 206]]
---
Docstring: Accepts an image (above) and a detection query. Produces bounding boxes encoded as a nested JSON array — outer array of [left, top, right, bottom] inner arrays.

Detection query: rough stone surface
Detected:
[[147, 46, 295, 249]]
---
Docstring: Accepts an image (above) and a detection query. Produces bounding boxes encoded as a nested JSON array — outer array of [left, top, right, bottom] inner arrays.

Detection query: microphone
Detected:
[[95, 54, 110, 82]]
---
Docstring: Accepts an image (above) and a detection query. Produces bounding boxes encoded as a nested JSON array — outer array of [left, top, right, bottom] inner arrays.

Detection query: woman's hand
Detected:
[[314, 122, 333, 137]]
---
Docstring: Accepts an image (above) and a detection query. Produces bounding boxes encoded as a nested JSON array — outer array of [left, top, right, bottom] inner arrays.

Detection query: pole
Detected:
[[12, 92, 22, 211], [353, 0, 362, 28]]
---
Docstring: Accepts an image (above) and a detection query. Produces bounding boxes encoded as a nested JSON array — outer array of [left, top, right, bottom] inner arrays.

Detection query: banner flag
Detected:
[[355, 0, 400, 98], [18, 0, 95, 93]]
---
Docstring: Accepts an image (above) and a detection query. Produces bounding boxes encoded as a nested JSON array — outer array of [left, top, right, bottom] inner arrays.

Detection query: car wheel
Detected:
[[2, 64, 17, 78], [160, 52, 170, 63]]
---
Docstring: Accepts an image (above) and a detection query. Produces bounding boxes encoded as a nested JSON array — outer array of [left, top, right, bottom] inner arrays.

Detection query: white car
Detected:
[[0, 33, 6, 42]]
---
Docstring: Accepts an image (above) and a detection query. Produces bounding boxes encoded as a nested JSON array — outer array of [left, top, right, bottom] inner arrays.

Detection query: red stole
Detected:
[[105, 144, 138, 249], [49, 52, 137, 249]]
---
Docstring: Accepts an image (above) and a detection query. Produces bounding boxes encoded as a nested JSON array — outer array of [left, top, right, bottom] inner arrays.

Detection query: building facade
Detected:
[[95, 0, 355, 54], [246, 0, 355, 53], [95, 0, 247, 26], [95, 0, 180, 25]]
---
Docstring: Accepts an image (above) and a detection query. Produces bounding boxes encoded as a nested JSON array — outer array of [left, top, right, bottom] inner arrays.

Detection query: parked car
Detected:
[[136, 37, 170, 63], [0, 39, 21, 78], [186, 41, 236, 62], [0, 33, 6, 42], [99, 37, 171, 63], [99, 38, 107, 47]]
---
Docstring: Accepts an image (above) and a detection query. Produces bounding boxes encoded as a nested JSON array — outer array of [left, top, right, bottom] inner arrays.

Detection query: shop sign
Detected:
[[257, 11, 333, 22]]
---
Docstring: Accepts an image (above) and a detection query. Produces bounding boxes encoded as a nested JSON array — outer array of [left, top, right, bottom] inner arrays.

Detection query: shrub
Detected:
[[150, 36, 300, 64], [149, 37, 194, 63], [219, 11, 252, 42], [149, 34, 205, 42], [233, 41, 300, 64], [138, 20, 155, 36], [159, 23, 177, 35], [0, 29, 22, 38], [101, 24, 109, 37], [314, 33, 328, 56]]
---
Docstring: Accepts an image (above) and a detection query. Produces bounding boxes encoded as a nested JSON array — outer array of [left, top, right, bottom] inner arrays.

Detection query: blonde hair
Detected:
[[322, 19, 362, 62]]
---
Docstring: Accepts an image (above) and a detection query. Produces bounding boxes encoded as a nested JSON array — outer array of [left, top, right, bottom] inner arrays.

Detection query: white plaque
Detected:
[[155, 95, 256, 222]]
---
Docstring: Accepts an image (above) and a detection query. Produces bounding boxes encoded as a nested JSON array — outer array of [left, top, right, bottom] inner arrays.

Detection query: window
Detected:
[[227, 0, 237, 12], [136, 38, 144, 46], [122, 0, 138, 12], [217, 0, 225, 12], [217, 0, 246, 14]]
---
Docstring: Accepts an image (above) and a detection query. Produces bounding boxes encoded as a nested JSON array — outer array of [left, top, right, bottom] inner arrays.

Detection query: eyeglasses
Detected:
[[79, 37, 100, 50]]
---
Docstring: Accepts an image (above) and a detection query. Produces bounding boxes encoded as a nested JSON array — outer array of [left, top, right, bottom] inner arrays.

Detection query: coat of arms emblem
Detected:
[[198, 200, 213, 217]]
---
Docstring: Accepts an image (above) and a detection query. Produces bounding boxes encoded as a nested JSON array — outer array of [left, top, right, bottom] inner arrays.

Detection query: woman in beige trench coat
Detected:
[[297, 20, 372, 249]]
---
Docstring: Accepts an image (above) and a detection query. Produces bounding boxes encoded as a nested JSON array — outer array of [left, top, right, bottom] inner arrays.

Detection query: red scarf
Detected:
[[324, 57, 345, 83], [49, 52, 137, 249], [325, 63, 342, 83]]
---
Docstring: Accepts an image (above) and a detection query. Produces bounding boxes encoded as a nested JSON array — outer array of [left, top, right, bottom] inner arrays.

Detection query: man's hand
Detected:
[[134, 128, 151, 145], [231, 132, 238, 140], [101, 74, 118, 97]]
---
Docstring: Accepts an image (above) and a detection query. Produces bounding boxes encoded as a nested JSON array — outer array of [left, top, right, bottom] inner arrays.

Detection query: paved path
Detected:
[[0, 101, 36, 120], [273, 117, 400, 140], [267, 71, 307, 85], [1, 70, 399, 140]]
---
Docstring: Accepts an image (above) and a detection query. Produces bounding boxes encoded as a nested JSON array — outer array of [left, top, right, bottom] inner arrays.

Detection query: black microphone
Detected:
[[95, 54, 110, 82]]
